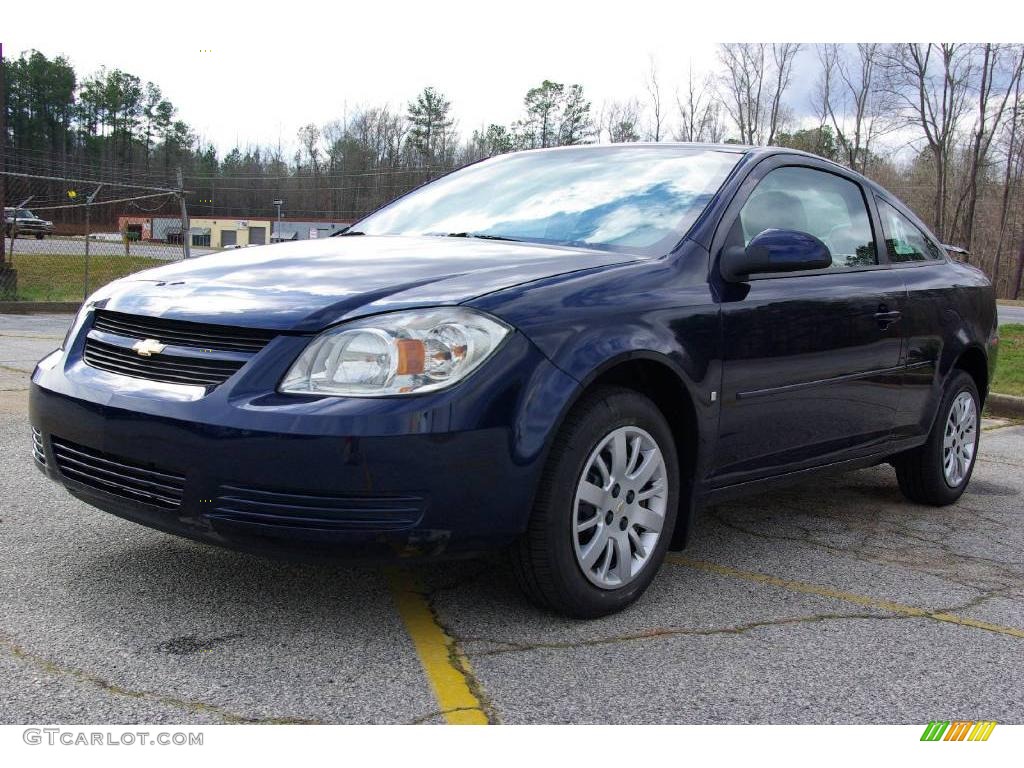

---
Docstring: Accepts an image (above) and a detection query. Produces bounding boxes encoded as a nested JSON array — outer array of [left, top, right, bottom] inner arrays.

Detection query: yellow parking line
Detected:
[[667, 555, 1024, 640], [386, 569, 490, 725]]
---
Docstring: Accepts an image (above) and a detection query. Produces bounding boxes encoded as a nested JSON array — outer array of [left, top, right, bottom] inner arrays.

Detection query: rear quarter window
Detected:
[[876, 197, 943, 262]]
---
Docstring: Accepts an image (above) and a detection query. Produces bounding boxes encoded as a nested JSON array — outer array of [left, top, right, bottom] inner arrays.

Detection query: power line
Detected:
[[184, 167, 447, 180], [0, 170, 183, 193], [23, 191, 176, 212]]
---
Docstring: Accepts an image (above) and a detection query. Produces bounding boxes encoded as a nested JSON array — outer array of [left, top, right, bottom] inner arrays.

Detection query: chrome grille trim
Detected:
[[51, 437, 185, 509], [211, 484, 425, 530], [92, 310, 276, 353], [83, 337, 244, 388], [32, 428, 46, 466]]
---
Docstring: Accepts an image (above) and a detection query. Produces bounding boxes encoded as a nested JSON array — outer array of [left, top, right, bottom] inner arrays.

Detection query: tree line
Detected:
[[3, 43, 1024, 297]]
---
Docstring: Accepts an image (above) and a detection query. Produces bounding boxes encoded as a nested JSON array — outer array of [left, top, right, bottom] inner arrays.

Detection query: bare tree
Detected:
[[644, 55, 664, 142], [717, 43, 801, 145], [675, 65, 724, 142], [816, 44, 892, 173], [882, 43, 975, 240], [998, 71, 1024, 297], [717, 43, 765, 144], [767, 44, 802, 145], [601, 99, 642, 143], [297, 123, 321, 174], [954, 45, 1024, 253]]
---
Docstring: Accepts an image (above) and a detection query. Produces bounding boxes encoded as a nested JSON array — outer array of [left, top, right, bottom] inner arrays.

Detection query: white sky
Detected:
[[3, 0, 1019, 156]]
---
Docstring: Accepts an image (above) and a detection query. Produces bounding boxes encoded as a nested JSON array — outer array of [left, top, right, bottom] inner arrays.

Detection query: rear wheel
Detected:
[[511, 387, 679, 618], [895, 370, 980, 505]]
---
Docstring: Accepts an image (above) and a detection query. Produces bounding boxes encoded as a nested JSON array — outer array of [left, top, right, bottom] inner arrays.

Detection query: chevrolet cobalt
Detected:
[[31, 145, 997, 617]]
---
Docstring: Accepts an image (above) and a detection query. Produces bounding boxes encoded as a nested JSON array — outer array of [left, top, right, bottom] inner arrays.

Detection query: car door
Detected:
[[711, 159, 906, 487], [873, 196, 954, 441]]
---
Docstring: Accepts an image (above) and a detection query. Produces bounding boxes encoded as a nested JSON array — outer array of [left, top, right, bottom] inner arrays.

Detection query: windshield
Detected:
[[355, 146, 741, 256]]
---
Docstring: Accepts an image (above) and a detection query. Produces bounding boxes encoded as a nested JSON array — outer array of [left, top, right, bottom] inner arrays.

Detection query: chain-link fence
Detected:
[[0, 168, 191, 302]]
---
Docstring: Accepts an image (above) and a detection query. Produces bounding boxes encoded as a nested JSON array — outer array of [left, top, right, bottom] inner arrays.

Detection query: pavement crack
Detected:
[[469, 612, 896, 657], [421, 586, 501, 724], [408, 706, 486, 725], [668, 557, 1024, 640], [0, 630, 322, 724], [707, 504, 1024, 592], [387, 568, 499, 725]]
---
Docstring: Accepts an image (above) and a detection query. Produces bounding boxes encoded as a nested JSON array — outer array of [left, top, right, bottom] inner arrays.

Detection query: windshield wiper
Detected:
[[335, 229, 364, 236], [444, 232, 521, 242]]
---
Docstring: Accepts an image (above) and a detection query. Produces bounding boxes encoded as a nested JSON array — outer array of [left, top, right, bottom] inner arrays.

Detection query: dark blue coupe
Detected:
[[30, 144, 997, 617]]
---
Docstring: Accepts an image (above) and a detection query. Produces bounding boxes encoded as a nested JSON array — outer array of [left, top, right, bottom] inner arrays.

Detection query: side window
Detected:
[[738, 166, 877, 269], [876, 198, 943, 262]]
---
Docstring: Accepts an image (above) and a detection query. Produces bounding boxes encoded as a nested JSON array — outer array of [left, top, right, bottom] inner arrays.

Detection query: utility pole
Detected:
[[273, 199, 283, 242], [0, 42, 7, 268], [177, 168, 191, 259], [83, 185, 102, 300]]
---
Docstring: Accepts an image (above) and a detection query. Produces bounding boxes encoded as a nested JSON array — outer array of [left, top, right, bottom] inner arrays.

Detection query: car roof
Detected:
[[511, 142, 754, 157]]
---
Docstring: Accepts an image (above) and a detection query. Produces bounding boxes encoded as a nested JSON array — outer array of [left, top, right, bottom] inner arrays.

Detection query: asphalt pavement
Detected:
[[1, 313, 1022, 724], [7, 236, 213, 260], [998, 303, 1024, 326]]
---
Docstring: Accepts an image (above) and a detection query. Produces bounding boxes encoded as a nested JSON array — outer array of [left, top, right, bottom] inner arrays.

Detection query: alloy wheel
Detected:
[[572, 426, 668, 589], [943, 390, 977, 488]]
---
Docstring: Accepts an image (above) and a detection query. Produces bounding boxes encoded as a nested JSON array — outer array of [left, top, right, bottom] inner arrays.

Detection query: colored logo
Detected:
[[921, 721, 997, 741]]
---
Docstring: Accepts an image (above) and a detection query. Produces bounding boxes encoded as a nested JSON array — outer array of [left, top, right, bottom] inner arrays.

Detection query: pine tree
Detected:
[[407, 87, 454, 166]]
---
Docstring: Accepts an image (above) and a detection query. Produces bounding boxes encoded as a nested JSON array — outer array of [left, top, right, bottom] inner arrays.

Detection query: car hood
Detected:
[[96, 235, 637, 331]]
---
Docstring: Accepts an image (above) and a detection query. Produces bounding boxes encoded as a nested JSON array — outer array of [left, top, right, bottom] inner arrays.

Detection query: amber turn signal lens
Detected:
[[396, 338, 426, 375]]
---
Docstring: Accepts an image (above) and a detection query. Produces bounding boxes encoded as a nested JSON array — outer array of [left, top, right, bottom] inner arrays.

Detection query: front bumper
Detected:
[[29, 330, 580, 561], [6, 223, 52, 234]]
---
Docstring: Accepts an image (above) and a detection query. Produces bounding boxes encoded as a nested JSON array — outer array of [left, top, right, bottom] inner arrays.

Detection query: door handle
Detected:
[[874, 307, 901, 328]]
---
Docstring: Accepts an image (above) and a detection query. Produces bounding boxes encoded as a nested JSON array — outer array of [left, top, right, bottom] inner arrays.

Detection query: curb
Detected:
[[0, 301, 80, 315], [986, 393, 1024, 420]]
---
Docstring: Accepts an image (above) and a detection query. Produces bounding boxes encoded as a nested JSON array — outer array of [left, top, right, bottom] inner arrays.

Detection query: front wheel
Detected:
[[895, 370, 980, 505], [511, 387, 679, 618]]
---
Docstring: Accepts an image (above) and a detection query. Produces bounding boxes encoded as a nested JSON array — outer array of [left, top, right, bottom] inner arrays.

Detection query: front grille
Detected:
[[32, 428, 46, 465], [93, 310, 276, 353], [52, 437, 185, 509], [211, 484, 425, 530], [84, 337, 245, 388]]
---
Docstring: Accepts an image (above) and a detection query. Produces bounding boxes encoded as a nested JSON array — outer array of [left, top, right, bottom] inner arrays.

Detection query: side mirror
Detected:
[[720, 228, 832, 282]]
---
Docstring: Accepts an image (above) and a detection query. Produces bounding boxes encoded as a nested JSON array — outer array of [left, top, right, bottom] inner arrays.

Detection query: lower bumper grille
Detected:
[[212, 484, 424, 530], [52, 437, 185, 509], [32, 428, 46, 465]]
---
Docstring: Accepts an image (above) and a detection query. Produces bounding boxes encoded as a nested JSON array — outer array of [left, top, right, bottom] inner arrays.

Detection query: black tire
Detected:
[[511, 386, 679, 618], [894, 370, 980, 506]]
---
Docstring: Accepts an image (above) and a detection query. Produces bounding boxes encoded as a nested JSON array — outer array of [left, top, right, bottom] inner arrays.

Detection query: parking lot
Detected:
[[6, 236, 213, 260], [1, 313, 1022, 724]]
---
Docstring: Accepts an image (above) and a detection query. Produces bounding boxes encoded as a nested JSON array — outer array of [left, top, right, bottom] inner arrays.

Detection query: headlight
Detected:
[[61, 296, 100, 350], [280, 308, 511, 397]]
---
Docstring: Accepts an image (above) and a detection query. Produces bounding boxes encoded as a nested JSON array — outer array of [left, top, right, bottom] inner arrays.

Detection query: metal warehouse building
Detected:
[[271, 220, 350, 242], [148, 217, 271, 248], [139, 216, 351, 247]]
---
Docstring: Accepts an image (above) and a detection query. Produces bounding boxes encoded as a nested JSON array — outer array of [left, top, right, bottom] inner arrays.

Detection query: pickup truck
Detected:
[[4, 208, 55, 239]]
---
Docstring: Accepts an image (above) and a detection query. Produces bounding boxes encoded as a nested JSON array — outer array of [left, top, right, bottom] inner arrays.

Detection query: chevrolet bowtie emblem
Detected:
[[132, 338, 166, 357]]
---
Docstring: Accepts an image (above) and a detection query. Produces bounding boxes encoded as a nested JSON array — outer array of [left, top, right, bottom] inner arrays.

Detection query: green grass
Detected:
[[993, 324, 1024, 397], [4, 253, 1023, 398], [4, 253, 162, 302]]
